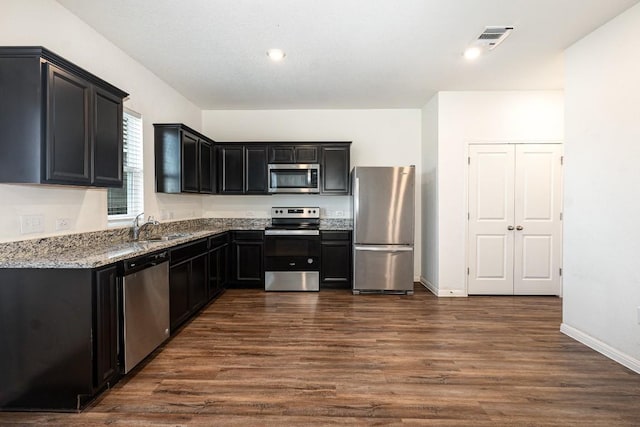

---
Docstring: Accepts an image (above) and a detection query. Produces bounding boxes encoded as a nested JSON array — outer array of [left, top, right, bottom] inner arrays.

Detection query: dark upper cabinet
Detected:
[[217, 145, 245, 193], [181, 131, 199, 193], [45, 64, 92, 184], [245, 145, 268, 194], [0, 47, 128, 188], [268, 144, 318, 163], [93, 88, 124, 186], [155, 124, 215, 194], [217, 144, 268, 195], [321, 144, 351, 195], [199, 140, 214, 193]]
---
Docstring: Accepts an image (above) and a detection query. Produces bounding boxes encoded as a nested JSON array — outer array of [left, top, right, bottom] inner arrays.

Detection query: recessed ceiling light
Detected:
[[463, 47, 482, 60], [267, 49, 286, 61]]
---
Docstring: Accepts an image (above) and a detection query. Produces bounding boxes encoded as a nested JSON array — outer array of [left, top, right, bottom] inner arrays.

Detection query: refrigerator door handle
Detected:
[[354, 245, 414, 252]]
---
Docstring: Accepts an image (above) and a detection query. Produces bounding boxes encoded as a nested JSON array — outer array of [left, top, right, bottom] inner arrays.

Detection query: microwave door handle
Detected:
[[308, 168, 311, 186]]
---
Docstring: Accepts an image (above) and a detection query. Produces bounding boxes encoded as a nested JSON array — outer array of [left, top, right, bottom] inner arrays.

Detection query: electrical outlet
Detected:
[[335, 210, 345, 217], [246, 211, 255, 217], [55, 218, 71, 231], [20, 214, 45, 234]]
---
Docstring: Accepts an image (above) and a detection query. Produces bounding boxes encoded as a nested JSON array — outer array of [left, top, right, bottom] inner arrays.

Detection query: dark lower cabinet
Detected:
[[230, 230, 264, 286], [209, 233, 229, 298], [320, 230, 352, 288], [169, 239, 209, 332], [93, 266, 119, 390], [169, 261, 191, 330], [0, 265, 120, 411]]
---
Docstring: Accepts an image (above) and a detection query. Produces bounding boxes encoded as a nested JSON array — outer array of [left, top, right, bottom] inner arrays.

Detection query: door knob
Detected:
[[516, 225, 523, 231], [507, 225, 514, 230]]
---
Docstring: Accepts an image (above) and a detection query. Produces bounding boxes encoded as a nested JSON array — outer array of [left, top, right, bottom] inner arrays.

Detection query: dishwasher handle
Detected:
[[124, 251, 168, 274]]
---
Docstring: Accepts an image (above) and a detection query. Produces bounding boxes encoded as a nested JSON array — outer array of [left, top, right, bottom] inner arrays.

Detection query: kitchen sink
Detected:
[[140, 232, 191, 242]]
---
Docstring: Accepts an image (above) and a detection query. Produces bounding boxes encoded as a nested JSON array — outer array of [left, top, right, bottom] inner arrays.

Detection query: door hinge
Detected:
[[559, 268, 563, 276], [560, 212, 563, 220], [560, 156, 564, 165], [468, 157, 471, 165], [468, 212, 470, 220], [467, 267, 470, 275]]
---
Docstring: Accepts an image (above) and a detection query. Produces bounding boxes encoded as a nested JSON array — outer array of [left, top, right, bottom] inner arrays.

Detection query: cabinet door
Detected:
[[45, 63, 91, 185], [321, 145, 350, 194], [208, 243, 228, 298], [181, 131, 199, 193], [169, 262, 191, 331], [218, 146, 244, 193], [269, 145, 295, 163], [295, 145, 318, 163], [93, 265, 118, 389], [92, 87, 123, 187], [245, 145, 268, 194], [233, 241, 264, 284], [199, 139, 214, 193], [189, 253, 208, 310]]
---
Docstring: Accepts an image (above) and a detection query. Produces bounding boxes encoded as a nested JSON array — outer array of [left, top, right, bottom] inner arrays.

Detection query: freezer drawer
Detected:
[[353, 245, 414, 294]]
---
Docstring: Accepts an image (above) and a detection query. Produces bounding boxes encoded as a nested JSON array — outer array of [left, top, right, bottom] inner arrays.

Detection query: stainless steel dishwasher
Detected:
[[121, 250, 170, 373]]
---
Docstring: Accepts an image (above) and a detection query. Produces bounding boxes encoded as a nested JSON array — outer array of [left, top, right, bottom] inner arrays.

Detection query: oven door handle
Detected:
[[265, 229, 320, 236]]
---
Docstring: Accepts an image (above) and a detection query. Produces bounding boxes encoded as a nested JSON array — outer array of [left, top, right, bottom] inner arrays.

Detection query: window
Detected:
[[108, 109, 143, 223]]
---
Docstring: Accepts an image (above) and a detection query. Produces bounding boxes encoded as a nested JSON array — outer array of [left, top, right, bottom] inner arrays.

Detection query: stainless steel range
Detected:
[[264, 207, 320, 291]]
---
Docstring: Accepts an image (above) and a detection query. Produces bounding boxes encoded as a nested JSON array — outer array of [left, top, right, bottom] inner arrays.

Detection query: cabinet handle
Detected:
[[507, 225, 514, 231], [516, 225, 524, 231]]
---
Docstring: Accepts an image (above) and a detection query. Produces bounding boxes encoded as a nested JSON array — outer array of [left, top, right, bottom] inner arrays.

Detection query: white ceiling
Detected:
[[57, 0, 638, 110]]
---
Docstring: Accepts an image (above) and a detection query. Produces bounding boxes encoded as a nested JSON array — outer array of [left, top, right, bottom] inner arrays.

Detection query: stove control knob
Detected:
[[307, 258, 314, 264]]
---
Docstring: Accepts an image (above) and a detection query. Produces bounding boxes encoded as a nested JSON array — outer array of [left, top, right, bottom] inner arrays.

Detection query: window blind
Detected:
[[108, 110, 143, 220]]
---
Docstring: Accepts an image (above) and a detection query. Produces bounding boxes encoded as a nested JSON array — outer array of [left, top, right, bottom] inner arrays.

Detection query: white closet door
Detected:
[[513, 145, 563, 295], [468, 145, 515, 295], [468, 143, 563, 295]]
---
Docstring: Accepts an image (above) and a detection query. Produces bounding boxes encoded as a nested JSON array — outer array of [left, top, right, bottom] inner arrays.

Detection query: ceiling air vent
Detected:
[[476, 26, 514, 50]]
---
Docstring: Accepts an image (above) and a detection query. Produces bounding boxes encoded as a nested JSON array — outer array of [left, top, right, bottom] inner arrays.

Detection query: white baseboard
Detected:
[[419, 277, 467, 297], [560, 323, 640, 374]]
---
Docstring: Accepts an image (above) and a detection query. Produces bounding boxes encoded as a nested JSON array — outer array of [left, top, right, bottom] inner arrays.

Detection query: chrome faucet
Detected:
[[132, 213, 160, 241]]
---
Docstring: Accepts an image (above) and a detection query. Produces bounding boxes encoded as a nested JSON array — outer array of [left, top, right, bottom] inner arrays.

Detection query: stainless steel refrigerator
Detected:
[[352, 166, 415, 294]]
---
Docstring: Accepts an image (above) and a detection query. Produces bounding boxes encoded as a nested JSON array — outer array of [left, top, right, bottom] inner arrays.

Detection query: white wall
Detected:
[[561, 3, 640, 372], [202, 109, 423, 279], [421, 95, 439, 289], [425, 91, 564, 296], [0, 0, 203, 242]]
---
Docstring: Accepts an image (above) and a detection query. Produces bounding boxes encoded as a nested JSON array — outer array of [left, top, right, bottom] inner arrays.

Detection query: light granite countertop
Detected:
[[0, 218, 352, 269]]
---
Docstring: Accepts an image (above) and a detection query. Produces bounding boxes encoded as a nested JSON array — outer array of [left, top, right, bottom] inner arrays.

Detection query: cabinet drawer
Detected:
[[321, 230, 352, 241], [209, 232, 230, 250], [233, 230, 264, 241], [170, 239, 208, 265]]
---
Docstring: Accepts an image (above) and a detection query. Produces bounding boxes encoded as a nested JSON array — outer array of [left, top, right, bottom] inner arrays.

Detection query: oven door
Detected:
[[264, 230, 320, 271], [268, 164, 320, 193], [264, 230, 320, 291]]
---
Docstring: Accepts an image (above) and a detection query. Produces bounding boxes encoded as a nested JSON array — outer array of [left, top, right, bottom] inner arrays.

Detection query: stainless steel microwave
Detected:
[[268, 163, 320, 193]]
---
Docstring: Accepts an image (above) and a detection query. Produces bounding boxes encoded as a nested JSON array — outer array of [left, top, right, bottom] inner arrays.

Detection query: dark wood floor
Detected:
[[2, 285, 640, 426]]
